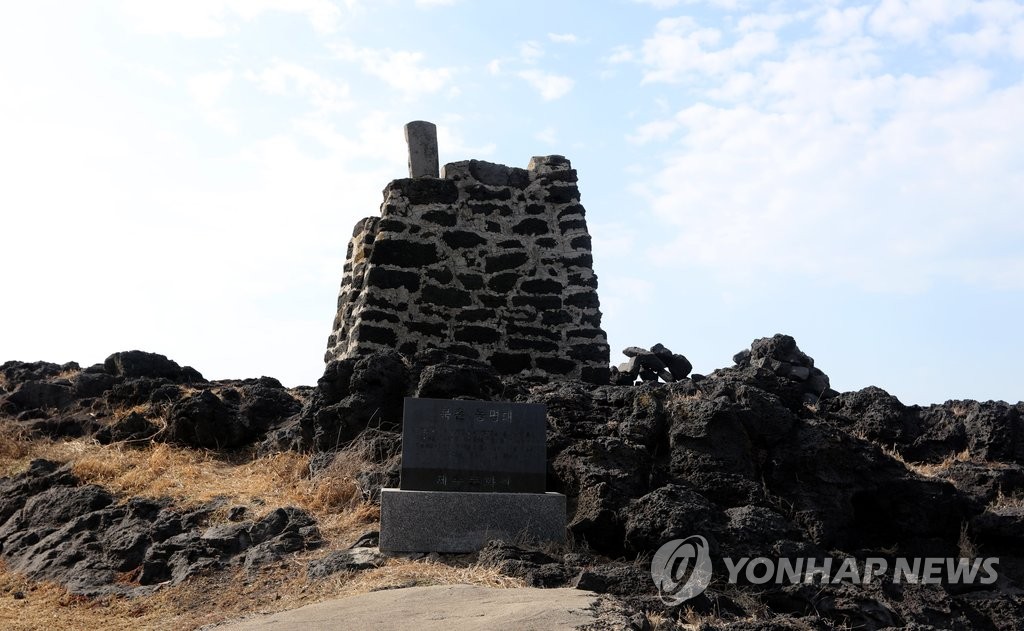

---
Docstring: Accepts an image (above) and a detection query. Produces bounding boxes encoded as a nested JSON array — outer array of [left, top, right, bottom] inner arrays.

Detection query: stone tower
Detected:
[[325, 121, 610, 384]]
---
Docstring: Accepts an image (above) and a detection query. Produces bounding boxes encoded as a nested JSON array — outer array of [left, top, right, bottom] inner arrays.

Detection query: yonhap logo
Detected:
[[650, 535, 714, 605], [650, 535, 1000, 605]]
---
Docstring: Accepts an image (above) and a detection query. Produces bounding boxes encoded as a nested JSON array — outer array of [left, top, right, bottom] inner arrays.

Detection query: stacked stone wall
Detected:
[[325, 155, 609, 384]]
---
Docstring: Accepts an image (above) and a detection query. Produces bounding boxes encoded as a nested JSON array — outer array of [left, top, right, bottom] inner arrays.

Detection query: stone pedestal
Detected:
[[379, 488, 566, 553]]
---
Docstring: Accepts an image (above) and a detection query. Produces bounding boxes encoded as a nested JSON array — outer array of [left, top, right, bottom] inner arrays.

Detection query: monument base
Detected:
[[379, 488, 566, 553]]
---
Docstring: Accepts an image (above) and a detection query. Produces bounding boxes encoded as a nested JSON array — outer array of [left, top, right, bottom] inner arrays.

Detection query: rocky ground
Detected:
[[1, 337, 1022, 629]]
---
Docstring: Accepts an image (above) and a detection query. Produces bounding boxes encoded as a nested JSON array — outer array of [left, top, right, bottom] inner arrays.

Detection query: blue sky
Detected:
[[1, 0, 1021, 405]]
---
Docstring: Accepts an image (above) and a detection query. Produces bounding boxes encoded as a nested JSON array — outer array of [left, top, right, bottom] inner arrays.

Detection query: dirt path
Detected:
[[214, 584, 602, 631]]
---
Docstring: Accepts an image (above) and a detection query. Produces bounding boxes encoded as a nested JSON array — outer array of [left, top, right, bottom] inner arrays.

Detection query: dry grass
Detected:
[[63, 439, 375, 543], [0, 421, 381, 539], [0, 426, 529, 630], [990, 489, 1024, 510], [950, 403, 973, 419], [882, 446, 972, 478], [0, 391, 396, 527], [0, 421, 34, 466], [53, 368, 81, 382], [958, 523, 978, 559]]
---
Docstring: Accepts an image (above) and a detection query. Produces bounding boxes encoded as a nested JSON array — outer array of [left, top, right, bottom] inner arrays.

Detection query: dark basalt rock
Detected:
[[476, 540, 577, 588], [238, 381, 301, 432], [823, 386, 921, 446], [413, 350, 502, 401], [613, 343, 691, 385], [552, 436, 654, 553], [0, 361, 78, 388], [732, 334, 837, 403], [622, 484, 725, 554], [0, 461, 321, 595], [307, 548, 386, 579], [103, 350, 203, 383], [263, 349, 410, 453], [1, 334, 1023, 629], [165, 389, 241, 448], [4, 380, 76, 411]]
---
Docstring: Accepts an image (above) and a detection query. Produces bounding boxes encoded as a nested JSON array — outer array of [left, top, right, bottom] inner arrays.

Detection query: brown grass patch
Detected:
[[950, 403, 973, 419], [0, 419, 533, 630], [882, 446, 972, 478], [0, 430, 380, 544], [0, 421, 34, 466], [0, 430, 523, 629], [958, 523, 978, 559], [53, 368, 81, 382], [991, 489, 1024, 510]]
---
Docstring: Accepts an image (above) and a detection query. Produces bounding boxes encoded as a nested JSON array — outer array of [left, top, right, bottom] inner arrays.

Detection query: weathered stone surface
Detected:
[[485, 252, 529, 273], [103, 351, 203, 383], [404, 120, 438, 178], [442, 230, 487, 249], [513, 218, 549, 235], [307, 548, 386, 578], [366, 267, 420, 291], [379, 489, 566, 553], [522, 278, 564, 294], [369, 239, 439, 268], [400, 398, 547, 493], [421, 209, 456, 226], [324, 150, 610, 384], [387, 179, 459, 205]]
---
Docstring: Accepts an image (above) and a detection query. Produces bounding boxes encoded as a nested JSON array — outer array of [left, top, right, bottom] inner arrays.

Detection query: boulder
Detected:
[[552, 437, 653, 553], [103, 351, 203, 383], [623, 484, 725, 554], [165, 390, 242, 448], [4, 381, 75, 411], [412, 350, 502, 400], [95, 412, 160, 444], [307, 548, 387, 579]]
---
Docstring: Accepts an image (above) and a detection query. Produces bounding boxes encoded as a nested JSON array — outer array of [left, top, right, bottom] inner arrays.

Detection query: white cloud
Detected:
[[487, 59, 502, 75], [632, 0, 744, 8], [631, 0, 681, 8], [630, 6, 1024, 293], [517, 69, 575, 100], [245, 59, 352, 113], [535, 126, 557, 144], [815, 5, 873, 43], [117, 0, 348, 38], [596, 274, 655, 324], [640, 16, 777, 82], [867, 0, 970, 43], [627, 119, 678, 144], [1013, 20, 1024, 57], [736, 11, 798, 33], [946, 25, 1008, 56], [520, 41, 545, 63], [548, 32, 579, 44], [333, 41, 455, 97], [187, 69, 237, 132], [942, 2, 1024, 58], [606, 45, 635, 64]]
